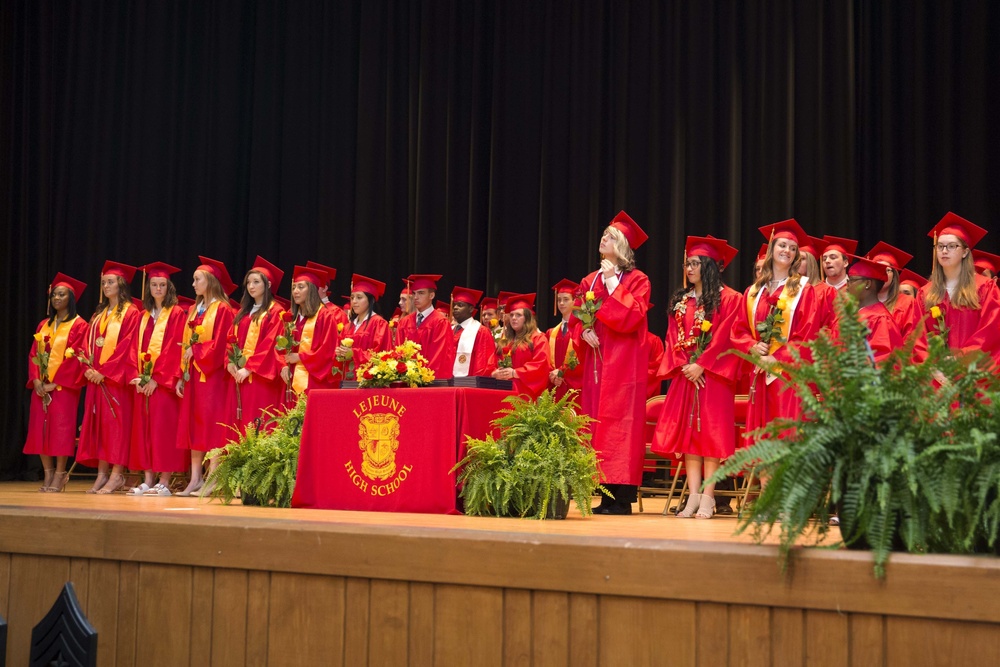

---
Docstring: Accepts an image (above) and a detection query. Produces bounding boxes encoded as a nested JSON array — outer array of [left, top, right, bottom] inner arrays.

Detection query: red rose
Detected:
[[281, 311, 293, 322], [276, 347, 288, 356], [363, 369, 373, 379], [188, 320, 197, 330], [501, 346, 512, 356], [143, 353, 152, 363], [43, 335, 51, 343], [227, 331, 238, 344], [396, 362, 407, 374]]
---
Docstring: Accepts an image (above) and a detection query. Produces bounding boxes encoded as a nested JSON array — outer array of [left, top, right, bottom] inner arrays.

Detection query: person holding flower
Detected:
[[652, 237, 743, 519], [914, 212, 1000, 368], [279, 265, 340, 396], [546, 279, 583, 402], [730, 219, 819, 449], [175, 257, 237, 496], [77, 261, 141, 494], [23, 273, 89, 492], [576, 211, 652, 515], [226, 256, 287, 432], [126, 262, 189, 495], [491, 294, 551, 399], [336, 274, 392, 373]]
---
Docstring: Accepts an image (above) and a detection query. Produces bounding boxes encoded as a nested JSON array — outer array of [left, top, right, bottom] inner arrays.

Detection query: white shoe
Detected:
[[676, 493, 702, 518], [695, 495, 716, 519]]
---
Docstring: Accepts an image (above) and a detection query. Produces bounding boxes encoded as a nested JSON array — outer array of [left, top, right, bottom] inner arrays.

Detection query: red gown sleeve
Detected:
[[646, 332, 664, 397], [771, 285, 819, 366], [58, 318, 90, 389], [421, 314, 457, 380], [512, 332, 553, 398], [243, 305, 284, 381], [151, 307, 186, 390], [99, 307, 141, 386], [469, 325, 498, 376], [351, 316, 393, 368], [590, 271, 650, 334], [192, 304, 235, 377], [298, 309, 337, 381]]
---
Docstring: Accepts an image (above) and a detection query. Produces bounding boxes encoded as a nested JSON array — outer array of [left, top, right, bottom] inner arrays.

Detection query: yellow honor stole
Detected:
[[292, 313, 319, 394], [547, 325, 574, 368], [240, 302, 281, 381], [95, 304, 134, 365], [40, 316, 78, 380], [138, 307, 172, 372], [184, 301, 222, 382]]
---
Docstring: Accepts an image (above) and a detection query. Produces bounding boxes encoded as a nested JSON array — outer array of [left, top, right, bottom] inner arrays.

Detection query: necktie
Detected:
[[416, 313, 424, 327], [561, 322, 567, 335], [454, 324, 462, 333]]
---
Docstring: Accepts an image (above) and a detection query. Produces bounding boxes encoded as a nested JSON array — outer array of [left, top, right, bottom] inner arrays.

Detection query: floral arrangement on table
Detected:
[[356, 340, 435, 388]]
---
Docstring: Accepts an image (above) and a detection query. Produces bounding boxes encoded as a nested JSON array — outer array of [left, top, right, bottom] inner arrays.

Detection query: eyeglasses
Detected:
[[936, 243, 963, 253], [684, 260, 702, 270]]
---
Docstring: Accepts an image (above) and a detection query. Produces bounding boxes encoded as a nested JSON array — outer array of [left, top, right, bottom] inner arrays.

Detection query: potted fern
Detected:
[[452, 389, 605, 519], [711, 295, 1000, 577], [204, 396, 306, 508]]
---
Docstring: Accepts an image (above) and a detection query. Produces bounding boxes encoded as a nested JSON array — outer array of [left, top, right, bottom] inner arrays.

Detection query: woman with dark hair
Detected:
[[914, 212, 1000, 367], [280, 265, 340, 396], [335, 274, 392, 371], [77, 261, 141, 494], [175, 257, 237, 496], [126, 263, 188, 495], [23, 273, 89, 492], [731, 219, 819, 449], [227, 256, 287, 431], [652, 237, 743, 519], [491, 294, 551, 400], [577, 211, 651, 515], [865, 241, 919, 341], [845, 255, 903, 365]]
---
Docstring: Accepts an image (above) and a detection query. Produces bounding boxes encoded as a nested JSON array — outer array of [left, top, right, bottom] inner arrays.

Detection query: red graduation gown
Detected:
[[77, 304, 141, 466], [130, 306, 188, 472], [646, 331, 664, 398], [858, 302, 903, 366], [730, 279, 819, 443], [227, 301, 287, 431], [453, 320, 497, 377], [177, 301, 236, 453], [507, 330, 552, 400], [576, 269, 650, 486], [888, 292, 919, 341], [546, 319, 583, 402], [294, 307, 341, 394], [23, 316, 89, 457], [345, 314, 393, 370], [397, 309, 457, 380], [914, 274, 1000, 368], [652, 287, 742, 459]]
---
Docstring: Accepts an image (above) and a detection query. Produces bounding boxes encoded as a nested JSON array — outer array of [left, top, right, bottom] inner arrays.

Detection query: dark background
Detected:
[[2, 0, 999, 477]]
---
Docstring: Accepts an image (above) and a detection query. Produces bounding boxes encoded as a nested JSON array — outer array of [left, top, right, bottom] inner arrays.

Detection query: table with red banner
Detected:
[[291, 387, 512, 514]]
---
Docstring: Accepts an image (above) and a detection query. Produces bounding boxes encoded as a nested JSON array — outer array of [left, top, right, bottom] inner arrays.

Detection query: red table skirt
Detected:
[[292, 388, 509, 513]]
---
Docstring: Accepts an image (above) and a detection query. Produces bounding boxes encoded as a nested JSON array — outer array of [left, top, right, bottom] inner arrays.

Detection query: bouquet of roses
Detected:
[[573, 290, 603, 382], [31, 332, 53, 410], [182, 321, 206, 382], [356, 340, 435, 388], [227, 331, 247, 419], [497, 343, 513, 369]]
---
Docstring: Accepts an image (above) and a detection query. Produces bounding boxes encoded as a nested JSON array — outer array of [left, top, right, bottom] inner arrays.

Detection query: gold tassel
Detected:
[[683, 249, 688, 290]]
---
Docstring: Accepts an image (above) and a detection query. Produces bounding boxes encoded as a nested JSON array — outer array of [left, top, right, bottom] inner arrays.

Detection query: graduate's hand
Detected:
[[235, 368, 250, 384], [600, 259, 616, 280], [751, 341, 769, 356], [285, 352, 300, 365], [183, 347, 193, 363], [683, 363, 705, 387], [581, 329, 600, 348], [142, 379, 157, 396], [280, 366, 292, 383], [549, 369, 563, 385], [175, 380, 185, 398], [227, 362, 238, 377], [33, 379, 46, 397]]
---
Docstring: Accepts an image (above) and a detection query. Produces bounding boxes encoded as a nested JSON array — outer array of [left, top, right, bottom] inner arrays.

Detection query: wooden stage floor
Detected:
[[1, 480, 998, 666]]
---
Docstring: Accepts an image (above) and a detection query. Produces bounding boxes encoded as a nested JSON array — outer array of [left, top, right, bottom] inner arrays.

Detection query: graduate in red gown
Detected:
[[77, 261, 141, 494], [491, 293, 551, 399], [479, 297, 499, 329], [799, 236, 838, 336], [450, 286, 497, 378], [973, 249, 1000, 281], [175, 257, 237, 496], [396, 274, 456, 380], [864, 241, 919, 341], [337, 273, 393, 372], [914, 213, 1000, 370], [898, 269, 927, 300], [820, 235, 858, 292], [652, 236, 743, 519], [730, 220, 820, 454], [846, 255, 904, 365], [23, 273, 89, 493], [546, 279, 583, 402], [226, 256, 287, 434], [577, 211, 651, 515], [127, 263, 189, 495], [280, 265, 342, 397]]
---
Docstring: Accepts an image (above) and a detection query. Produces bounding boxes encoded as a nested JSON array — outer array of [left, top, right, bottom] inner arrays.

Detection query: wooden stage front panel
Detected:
[[0, 481, 998, 666]]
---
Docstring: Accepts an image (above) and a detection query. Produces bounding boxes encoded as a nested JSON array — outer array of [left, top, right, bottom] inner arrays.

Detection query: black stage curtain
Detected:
[[2, 1, 999, 477]]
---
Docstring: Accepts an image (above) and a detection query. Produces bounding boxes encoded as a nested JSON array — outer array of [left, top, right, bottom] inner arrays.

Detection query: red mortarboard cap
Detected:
[[799, 235, 823, 259], [451, 286, 483, 306], [292, 265, 328, 288], [505, 293, 536, 313], [273, 295, 291, 311], [131, 298, 144, 310], [306, 261, 336, 288], [139, 262, 181, 280], [758, 219, 808, 247], [251, 256, 284, 292], [497, 291, 516, 306], [391, 307, 402, 319], [898, 269, 928, 289], [101, 261, 137, 283], [196, 256, 237, 295], [435, 300, 451, 314], [928, 212, 988, 249], [351, 274, 386, 299], [341, 296, 352, 310], [821, 235, 859, 257], [609, 210, 649, 249], [973, 249, 1000, 275], [479, 297, 498, 311], [865, 242, 913, 271], [847, 255, 889, 282], [399, 280, 413, 296], [551, 279, 579, 295], [406, 274, 442, 291], [685, 236, 730, 263], [50, 273, 86, 301], [756, 244, 769, 262], [176, 295, 195, 312]]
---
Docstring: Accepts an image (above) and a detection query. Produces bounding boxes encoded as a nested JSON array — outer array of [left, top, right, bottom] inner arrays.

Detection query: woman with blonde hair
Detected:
[[175, 257, 237, 496], [491, 294, 551, 400], [23, 273, 89, 492], [77, 261, 141, 494], [914, 213, 1000, 367]]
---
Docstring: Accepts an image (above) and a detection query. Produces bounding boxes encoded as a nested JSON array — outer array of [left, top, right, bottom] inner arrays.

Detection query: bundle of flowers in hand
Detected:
[[31, 333, 54, 409], [357, 340, 435, 388], [182, 321, 206, 382], [573, 290, 602, 382]]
